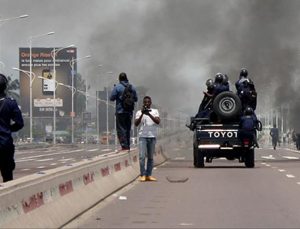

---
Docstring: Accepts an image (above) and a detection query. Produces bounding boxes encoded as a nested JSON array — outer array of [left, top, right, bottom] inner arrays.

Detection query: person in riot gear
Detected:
[[0, 73, 24, 182], [238, 106, 259, 147], [235, 68, 257, 111], [187, 78, 215, 131], [195, 79, 215, 118], [214, 73, 228, 95], [222, 74, 230, 91]]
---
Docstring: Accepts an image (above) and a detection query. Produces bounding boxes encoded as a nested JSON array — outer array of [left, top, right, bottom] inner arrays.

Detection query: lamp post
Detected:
[[96, 65, 102, 144], [27, 31, 54, 143], [105, 71, 114, 146], [51, 44, 75, 144], [12, 67, 36, 142], [69, 55, 91, 144], [77, 88, 89, 144]]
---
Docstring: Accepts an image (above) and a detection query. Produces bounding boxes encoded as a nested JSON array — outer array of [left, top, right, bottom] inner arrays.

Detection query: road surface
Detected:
[[64, 144, 300, 228]]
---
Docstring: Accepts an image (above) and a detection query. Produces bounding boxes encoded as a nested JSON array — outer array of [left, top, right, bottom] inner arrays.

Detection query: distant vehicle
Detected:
[[100, 132, 115, 145], [45, 131, 71, 144]]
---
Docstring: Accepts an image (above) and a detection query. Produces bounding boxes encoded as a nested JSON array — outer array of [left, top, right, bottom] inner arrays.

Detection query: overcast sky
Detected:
[[1, 0, 300, 128]]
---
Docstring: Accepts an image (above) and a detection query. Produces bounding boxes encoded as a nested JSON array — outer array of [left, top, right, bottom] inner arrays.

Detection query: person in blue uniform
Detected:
[[238, 106, 259, 147], [235, 68, 257, 111], [0, 73, 24, 182]]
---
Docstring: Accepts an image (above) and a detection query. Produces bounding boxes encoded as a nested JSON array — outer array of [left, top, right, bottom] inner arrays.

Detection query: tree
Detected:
[[6, 75, 20, 103], [75, 73, 87, 116]]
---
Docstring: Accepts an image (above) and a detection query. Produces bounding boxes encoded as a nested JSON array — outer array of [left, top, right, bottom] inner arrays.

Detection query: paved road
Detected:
[[14, 144, 128, 179], [64, 144, 300, 228]]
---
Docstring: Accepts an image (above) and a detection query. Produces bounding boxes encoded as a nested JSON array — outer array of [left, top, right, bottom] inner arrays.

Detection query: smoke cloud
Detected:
[[1, 0, 300, 128]]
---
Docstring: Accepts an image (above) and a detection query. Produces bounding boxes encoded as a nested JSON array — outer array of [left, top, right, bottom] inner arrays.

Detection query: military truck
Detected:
[[190, 91, 261, 168]]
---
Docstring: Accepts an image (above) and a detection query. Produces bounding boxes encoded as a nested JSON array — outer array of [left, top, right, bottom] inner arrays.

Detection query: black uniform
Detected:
[[270, 127, 279, 150], [0, 90, 24, 182]]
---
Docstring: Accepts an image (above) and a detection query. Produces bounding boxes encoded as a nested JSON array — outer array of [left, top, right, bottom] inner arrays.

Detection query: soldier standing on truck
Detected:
[[235, 68, 257, 112]]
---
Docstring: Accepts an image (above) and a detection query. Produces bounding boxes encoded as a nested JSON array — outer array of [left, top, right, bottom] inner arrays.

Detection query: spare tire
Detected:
[[213, 91, 242, 120]]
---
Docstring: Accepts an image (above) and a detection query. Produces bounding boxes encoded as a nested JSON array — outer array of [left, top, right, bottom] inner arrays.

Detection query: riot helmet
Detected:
[[214, 73, 224, 83], [240, 68, 248, 78], [223, 74, 229, 84], [206, 78, 214, 90], [0, 73, 8, 93], [244, 106, 254, 115]]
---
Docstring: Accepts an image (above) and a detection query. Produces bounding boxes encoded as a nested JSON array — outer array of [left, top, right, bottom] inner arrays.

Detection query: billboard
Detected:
[[19, 47, 77, 117]]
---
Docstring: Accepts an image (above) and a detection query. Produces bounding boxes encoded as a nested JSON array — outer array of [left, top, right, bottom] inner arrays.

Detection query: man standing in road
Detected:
[[0, 73, 24, 182], [270, 124, 279, 150], [110, 72, 138, 151], [135, 96, 160, 182]]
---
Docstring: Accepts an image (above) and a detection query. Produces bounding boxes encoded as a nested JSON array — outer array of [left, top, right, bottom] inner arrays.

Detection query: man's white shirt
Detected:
[[135, 108, 160, 138]]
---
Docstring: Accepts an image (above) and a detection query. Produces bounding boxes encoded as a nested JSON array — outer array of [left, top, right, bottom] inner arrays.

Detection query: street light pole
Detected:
[[12, 67, 36, 142], [97, 65, 102, 144], [51, 44, 75, 144], [85, 80, 88, 144], [105, 72, 113, 147], [69, 55, 91, 144], [28, 31, 54, 143]]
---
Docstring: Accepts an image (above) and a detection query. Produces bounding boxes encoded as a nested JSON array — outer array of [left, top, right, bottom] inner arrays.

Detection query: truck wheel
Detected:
[[245, 149, 255, 168], [194, 148, 205, 168], [213, 91, 242, 120]]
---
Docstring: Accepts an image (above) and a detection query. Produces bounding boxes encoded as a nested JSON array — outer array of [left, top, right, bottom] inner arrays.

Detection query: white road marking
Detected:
[[18, 149, 84, 160], [21, 169, 30, 171], [297, 182, 300, 185], [179, 223, 194, 226], [284, 148, 300, 153], [286, 174, 295, 178], [175, 157, 185, 160], [282, 156, 299, 160], [261, 155, 275, 160], [59, 158, 74, 162], [101, 149, 112, 152], [36, 158, 54, 162], [278, 169, 286, 172], [88, 148, 99, 152], [37, 166, 46, 169], [15, 158, 35, 162], [50, 163, 57, 166]]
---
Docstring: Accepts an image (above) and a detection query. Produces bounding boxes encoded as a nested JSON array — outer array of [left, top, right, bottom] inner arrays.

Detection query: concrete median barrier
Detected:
[[0, 144, 167, 228]]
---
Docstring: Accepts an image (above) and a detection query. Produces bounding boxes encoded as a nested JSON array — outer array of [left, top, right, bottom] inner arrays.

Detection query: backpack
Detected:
[[121, 83, 135, 111], [241, 115, 255, 131]]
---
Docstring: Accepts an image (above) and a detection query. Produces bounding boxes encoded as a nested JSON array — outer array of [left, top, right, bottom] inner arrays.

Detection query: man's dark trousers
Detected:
[[116, 113, 132, 150]]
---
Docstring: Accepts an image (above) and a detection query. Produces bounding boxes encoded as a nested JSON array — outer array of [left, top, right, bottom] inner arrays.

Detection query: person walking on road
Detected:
[[135, 96, 160, 182], [270, 124, 279, 150], [110, 72, 138, 151], [0, 73, 24, 182]]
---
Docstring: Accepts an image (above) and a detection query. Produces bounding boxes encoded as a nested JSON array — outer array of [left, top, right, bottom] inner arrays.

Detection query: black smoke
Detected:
[[1, 0, 300, 127]]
